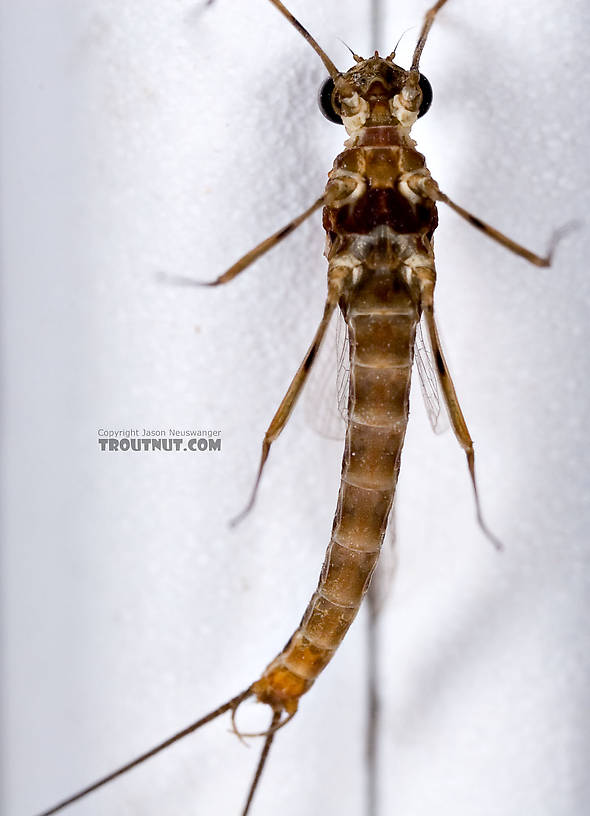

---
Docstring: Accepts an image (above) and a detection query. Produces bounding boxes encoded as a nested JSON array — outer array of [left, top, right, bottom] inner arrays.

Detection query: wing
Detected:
[[415, 316, 449, 435], [304, 307, 350, 440], [307, 311, 446, 437], [335, 305, 350, 425], [367, 503, 398, 618]]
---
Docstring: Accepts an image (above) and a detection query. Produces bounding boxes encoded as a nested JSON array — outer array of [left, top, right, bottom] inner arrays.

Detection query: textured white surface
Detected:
[[1, 1, 589, 815]]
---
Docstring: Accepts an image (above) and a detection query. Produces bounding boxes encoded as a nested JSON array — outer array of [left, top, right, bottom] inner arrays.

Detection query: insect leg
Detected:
[[231, 299, 338, 526], [231, 268, 350, 525], [436, 189, 573, 266], [203, 0, 341, 78], [411, 0, 450, 71], [416, 266, 503, 550], [163, 196, 324, 287], [404, 171, 569, 266], [266, 0, 339, 78]]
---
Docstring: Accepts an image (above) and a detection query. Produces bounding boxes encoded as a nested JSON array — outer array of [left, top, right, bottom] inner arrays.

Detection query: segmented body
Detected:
[[253, 56, 438, 715], [31, 4, 574, 815]]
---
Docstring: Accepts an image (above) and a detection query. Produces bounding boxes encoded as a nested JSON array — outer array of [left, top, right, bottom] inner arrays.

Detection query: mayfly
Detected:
[[25, 1, 578, 815]]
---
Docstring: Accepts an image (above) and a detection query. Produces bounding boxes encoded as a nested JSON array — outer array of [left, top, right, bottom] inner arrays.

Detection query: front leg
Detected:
[[400, 169, 568, 266]]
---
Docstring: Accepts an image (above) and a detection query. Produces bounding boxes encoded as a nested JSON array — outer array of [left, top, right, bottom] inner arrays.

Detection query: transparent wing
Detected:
[[335, 306, 350, 423], [304, 307, 349, 440], [306, 309, 446, 437], [415, 316, 449, 435], [367, 503, 399, 617]]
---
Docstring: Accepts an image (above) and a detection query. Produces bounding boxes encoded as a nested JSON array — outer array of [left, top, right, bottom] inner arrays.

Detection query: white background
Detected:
[[2, 1, 589, 815]]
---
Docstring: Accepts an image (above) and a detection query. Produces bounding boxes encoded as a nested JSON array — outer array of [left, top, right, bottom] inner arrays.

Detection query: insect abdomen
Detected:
[[253, 266, 418, 715]]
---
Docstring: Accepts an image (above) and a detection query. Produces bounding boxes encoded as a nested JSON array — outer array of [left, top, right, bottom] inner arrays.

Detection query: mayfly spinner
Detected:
[[35, 1, 570, 815]]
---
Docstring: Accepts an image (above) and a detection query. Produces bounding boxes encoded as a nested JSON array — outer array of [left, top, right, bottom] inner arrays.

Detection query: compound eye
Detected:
[[417, 73, 432, 118], [318, 77, 343, 125]]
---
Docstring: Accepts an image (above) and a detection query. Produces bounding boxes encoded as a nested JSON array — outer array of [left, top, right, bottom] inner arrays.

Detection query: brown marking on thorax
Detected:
[[323, 144, 438, 237], [356, 126, 407, 146]]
